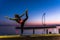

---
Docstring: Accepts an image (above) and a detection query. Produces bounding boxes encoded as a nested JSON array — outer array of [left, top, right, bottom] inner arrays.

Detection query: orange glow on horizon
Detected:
[[26, 21, 60, 25], [46, 21, 60, 24]]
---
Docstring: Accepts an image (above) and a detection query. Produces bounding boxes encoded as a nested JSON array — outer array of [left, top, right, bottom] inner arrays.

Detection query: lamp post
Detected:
[[42, 13, 46, 34]]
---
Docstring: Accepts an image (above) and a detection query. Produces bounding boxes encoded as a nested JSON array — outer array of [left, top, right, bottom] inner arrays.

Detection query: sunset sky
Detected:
[[0, 0, 60, 25]]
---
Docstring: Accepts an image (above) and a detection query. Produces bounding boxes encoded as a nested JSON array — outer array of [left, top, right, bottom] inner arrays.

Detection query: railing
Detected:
[[16, 26, 56, 34]]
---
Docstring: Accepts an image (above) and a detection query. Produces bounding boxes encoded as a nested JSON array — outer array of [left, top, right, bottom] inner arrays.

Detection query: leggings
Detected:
[[21, 12, 28, 35]]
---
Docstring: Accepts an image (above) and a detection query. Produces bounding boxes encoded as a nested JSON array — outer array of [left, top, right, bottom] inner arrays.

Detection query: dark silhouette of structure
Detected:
[[42, 13, 46, 26], [16, 26, 56, 34], [5, 10, 28, 35], [42, 13, 46, 34]]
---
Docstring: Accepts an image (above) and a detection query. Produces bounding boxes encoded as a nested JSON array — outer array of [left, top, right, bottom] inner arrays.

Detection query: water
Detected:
[[0, 26, 45, 35]]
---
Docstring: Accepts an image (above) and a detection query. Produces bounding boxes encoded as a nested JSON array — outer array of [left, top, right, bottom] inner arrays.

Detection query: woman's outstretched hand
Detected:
[[4, 16, 9, 19]]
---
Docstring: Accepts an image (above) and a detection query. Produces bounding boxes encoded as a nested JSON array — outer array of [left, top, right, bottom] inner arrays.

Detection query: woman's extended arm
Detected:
[[20, 13, 25, 17], [5, 16, 17, 20], [20, 9, 28, 17]]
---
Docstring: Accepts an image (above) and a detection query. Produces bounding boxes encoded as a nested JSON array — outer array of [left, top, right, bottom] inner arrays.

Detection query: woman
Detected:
[[5, 10, 28, 35]]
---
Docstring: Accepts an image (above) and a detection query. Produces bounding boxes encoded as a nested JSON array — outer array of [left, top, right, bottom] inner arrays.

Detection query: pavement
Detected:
[[0, 34, 60, 40]]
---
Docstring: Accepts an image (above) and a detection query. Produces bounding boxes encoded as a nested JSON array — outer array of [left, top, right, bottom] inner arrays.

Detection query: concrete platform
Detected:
[[0, 34, 60, 40]]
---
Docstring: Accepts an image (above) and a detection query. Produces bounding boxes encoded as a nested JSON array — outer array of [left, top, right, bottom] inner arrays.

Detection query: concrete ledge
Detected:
[[0, 34, 60, 40], [0, 34, 60, 38]]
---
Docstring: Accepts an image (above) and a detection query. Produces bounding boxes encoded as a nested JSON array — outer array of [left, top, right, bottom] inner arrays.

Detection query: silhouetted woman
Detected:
[[5, 10, 28, 35]]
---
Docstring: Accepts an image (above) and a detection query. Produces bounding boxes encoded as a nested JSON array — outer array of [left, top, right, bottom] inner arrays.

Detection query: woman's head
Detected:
[[15, 14, 20, 18]]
